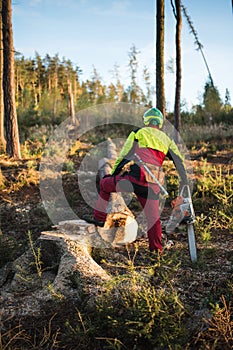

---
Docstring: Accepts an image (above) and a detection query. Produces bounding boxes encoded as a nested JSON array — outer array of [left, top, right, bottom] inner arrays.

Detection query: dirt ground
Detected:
[[0, 146, 232, 348]]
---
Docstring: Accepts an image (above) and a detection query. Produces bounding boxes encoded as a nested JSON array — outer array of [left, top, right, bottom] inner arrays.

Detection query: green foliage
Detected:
[[27, 231, 43, 278], [63, 308, 96, 350], [192, 164, 232, 271], [194, 164, 233, 232], [194, 214, 215, 244], [15, 50, 149, 142], [203, 81, 222, 114], [94, 264, 187, 349], [214, 109, 233, 125], [21, 140, 44, 158], [127, 44, 143, 104], [14, 232, 44, 289], [63, 161, 74, 173], [189, 80, 223, 126], [13, 50, 233, 144], [47, 282, 64, 300], [15, 53, 82, 139]]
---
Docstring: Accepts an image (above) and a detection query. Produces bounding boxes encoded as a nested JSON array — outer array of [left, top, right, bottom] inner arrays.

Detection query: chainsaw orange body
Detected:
[[170, 194, 195, 225], [166, 187, 195, 232]]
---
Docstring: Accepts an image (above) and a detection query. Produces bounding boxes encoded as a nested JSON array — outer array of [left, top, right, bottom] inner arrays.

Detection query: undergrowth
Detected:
[[0, 135, 233, 349], [94, 267, 187, 349], [195, 294, 233, 349]]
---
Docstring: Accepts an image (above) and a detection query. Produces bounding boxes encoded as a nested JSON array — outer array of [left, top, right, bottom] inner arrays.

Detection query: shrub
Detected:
[[94, 269, 187, 349]]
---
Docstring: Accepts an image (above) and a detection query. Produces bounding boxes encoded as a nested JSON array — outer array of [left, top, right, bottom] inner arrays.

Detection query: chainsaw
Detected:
[[166, 185, 197, 262]]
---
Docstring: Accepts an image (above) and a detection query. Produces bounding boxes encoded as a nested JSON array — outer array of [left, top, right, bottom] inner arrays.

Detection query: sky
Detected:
[[12, 0, 233, 111]]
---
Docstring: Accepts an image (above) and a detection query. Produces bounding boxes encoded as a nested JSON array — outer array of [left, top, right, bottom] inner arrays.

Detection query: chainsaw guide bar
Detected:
[[166, 185, 197, 262]]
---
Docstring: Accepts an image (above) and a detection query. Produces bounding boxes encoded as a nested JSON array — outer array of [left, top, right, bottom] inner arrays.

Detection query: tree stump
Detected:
[[42, 138, 138, 248]]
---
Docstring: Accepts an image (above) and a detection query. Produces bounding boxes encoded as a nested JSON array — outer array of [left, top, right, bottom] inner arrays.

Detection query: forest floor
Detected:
[[0, 143, 233, 348]]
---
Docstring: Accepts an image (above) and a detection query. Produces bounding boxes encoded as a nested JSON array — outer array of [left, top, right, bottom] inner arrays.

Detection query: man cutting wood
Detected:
[[85, 107, 188, 254]]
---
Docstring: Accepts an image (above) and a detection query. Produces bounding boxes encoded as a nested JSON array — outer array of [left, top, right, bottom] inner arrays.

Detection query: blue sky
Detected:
[[12, 0, 233, 111]]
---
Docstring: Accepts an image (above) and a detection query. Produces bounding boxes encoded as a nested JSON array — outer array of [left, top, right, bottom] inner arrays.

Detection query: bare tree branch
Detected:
[[181, 2, 214, 86]]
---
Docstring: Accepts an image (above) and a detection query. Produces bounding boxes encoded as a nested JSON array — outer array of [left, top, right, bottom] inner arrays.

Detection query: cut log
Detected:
[[97, 138, 138, 246], [42, 219, 112, 249], [40, 138, 138, 249]]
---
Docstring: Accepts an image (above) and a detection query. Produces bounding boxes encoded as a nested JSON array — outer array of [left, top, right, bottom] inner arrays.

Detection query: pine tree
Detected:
[[224, 88, 231, 112], [0, 2, 6, 152], [110, 63, 124, 102], [203, 80, 222, 122], [143, 66, 153, 106], [128, 44, 141, 103], [156, 0, 166, 116], [2, 0, 21, 158], [171, 0, 182, 142]]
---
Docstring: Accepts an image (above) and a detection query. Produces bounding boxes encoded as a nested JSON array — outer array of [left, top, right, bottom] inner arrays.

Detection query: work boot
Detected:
[[83, 215, 105, 227]]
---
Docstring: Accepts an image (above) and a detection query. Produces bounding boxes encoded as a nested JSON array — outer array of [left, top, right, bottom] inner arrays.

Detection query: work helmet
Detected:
[[143, 107, 163, 128]]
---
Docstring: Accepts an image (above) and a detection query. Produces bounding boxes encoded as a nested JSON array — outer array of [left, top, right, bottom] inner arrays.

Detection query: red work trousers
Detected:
[[93, 174, 163, 252]]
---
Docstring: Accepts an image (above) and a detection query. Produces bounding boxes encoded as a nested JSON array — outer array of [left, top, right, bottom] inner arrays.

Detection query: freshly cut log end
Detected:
[[98, 212, 138, 247]]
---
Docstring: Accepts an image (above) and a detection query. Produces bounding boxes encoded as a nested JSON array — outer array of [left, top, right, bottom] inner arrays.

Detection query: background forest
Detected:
[[14, 51, 233, 146], [0, 1, 233, 349]]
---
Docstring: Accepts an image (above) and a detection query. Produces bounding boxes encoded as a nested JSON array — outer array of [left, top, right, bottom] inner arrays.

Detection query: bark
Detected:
[[156, 0, 166, 116], [0, 236, 111, 321], [68, 78, 75, 123], [2, 0, 21, 158], [0, 2, 6, 152], [97, 138, 138, 246], [174, 0, 182, 143]]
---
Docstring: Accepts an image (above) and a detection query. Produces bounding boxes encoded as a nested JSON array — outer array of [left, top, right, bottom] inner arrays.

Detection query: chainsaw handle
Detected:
[[179, 184, 191, 199]]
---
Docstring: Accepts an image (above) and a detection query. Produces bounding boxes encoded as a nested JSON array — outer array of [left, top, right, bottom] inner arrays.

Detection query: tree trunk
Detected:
[[174, 0, 182, 143], [0, 2, 6, 152], [68, 78, 75, 123], [2, 0, 21, 159], [156, 0, 166, 116]]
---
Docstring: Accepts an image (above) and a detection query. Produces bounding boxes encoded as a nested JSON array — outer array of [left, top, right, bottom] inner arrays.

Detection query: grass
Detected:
[[0, 314, 60, 350], [196, 295, 233, 349], [181, 123, 233, 146]]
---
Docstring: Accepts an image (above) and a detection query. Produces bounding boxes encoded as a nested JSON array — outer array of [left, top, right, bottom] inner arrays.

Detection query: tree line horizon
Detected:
[[0, 0, 232, 158]]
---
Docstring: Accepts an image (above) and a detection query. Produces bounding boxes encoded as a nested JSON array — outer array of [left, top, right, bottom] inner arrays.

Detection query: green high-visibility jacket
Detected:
[[111, 126, 188, 184]]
